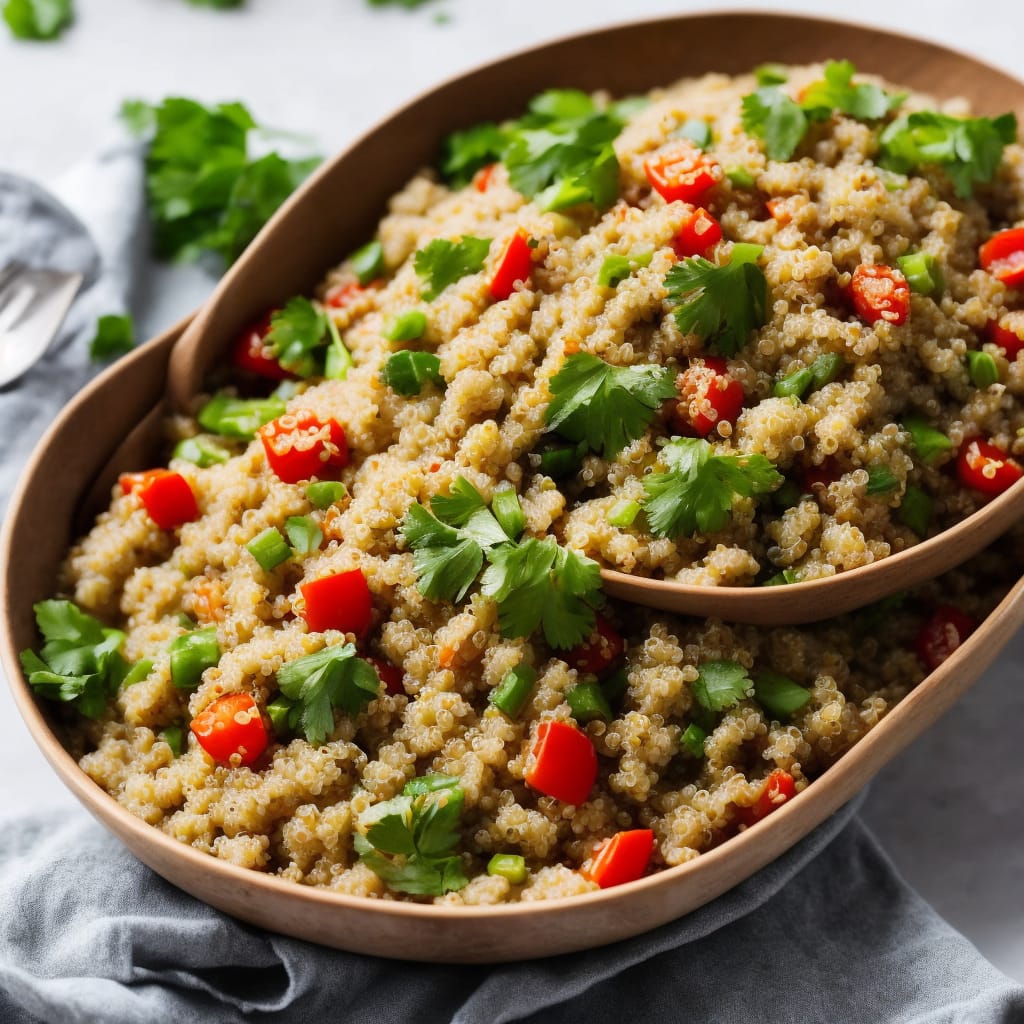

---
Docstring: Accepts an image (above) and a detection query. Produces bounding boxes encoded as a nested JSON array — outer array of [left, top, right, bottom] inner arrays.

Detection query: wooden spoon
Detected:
[[157, 11, 1024, 625]]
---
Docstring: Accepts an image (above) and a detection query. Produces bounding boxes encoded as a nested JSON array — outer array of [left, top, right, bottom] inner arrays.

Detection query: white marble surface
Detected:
[[1, 0, 1022, 983]]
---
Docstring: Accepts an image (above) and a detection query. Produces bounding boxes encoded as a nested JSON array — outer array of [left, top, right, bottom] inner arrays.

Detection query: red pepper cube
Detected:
[[231, 312, 293, 381], [979, 227, 1024, 289], [473, 163, 497, 193], [735, 769, 797, 828], [259, 411, 348, 484], [581, 829, 655, 889], [986, 317, 1024, 361], [849, 264, 911, 326], [673, 207, 723, 258], [119, 469, 198, 530], [563, 615, 624, 677], [190, 692, 268, 767], [364, 656, 404, 695], [489, 229, 533, 301], [956, 437, 1023, 496], [643, 140, 722, 205], [525, 720, 598, 805], [914, 605, 978, 672], [670, 356, 745, 437], [300, 568, 372, 637], [324, 281, 369, 309]]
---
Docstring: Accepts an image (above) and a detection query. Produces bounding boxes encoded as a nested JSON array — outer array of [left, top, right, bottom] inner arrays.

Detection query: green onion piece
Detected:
[[487, 853, 528, 885], [566, 681, 612, 723], [772, 480, 804, 511], [324, 318, 353, 381], [173, 436, 231, 468], [120, 659, 154, 690], [607, 499, 641, 528], [967, 350, 1000, 389], [381, 350, 444, 397], [730, 242, 764, 266], [809, 352, 844, 389], [488, 664, 537, 719], [350, 239, 385, 286], [673, 118, 712, 148], [763, 569, 799, 587], [902, 416, 952, 465], [306, 481, 347, 509], [754, 63, 788, 86], [866, 464, 899, 495], [537, 441, 585, 480], [285, 515, 323, 555], [266, 694, 296, 737], [898, 484, 933, 537], [169, 628, 220, 691], [597, 250, 653, 288], [896, 251, 944, 299], [246, 527, 291, 571], [753, 670, 812, 720], [492, 485, 526, 541], [773, 366, 814, 399], [197, 394, 286, 440], [680, 722, 707, 758], [159, 724, 184, 757], [383, 310, 427, 342], [601, 667, 629, 703], [177, 613, 197, 630], [725, 166, 756, 188]]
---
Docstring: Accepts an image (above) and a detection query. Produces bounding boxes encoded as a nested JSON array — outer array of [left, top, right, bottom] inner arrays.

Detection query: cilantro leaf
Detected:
[[276, 644, 381, 746], [642, 438, 783, 537], [429, 476, 488, 527], [440, 122, 508, 187], [879, 110, 1017, 199], [741, 87, 807, 161], [664, 244, 768, 356], [480, 537, 603, 650], [800, 60, 902, 122], [693, 660, 753, 712], [2, 0, 72, 40], [414, 237, 492, 301], [545, 353, 676, 459], [266, 296, 328, 377], [89, 314, 135, 362], [381, 351, 444, 397]]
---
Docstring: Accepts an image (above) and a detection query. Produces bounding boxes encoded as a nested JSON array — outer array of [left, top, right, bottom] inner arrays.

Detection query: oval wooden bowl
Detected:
[[3, 13, 1024, 963]]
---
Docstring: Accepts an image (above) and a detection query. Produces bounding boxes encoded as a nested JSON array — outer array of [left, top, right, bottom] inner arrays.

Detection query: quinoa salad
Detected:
[[21, 62, 1024, 902]]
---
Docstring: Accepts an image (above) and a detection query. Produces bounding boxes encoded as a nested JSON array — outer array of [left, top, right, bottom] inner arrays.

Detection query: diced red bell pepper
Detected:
[[670, 356, 745, 437], [119, 469, 198, 530], [956, 437, 1023, 495], [231, 312, 293, 381], [259, 411, 348, 484], [324, 281, 369, 309], [490, 229, 533, 301], [914, 605, 978, 672], [643, 140, 722, 205], [563, 615, 625, 677], [473, 163, 497, 193], [581, 829, 655, 889], [987, 317, 1024, 360], [801, 456, 841, 494], [765, 197, 793, 226], [190, 692, 269, 767], [979, 227, 1024, 289], [849, 264, 910, 326], [300, 568, 372, 637], [735, 769, 797, 828], [673, 207, 723, 258], [526, 720, 598, 805], [365, 656, 404, 695]]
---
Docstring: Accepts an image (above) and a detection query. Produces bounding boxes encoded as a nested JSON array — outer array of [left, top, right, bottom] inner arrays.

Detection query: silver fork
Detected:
[[0, 261, 83, 387]]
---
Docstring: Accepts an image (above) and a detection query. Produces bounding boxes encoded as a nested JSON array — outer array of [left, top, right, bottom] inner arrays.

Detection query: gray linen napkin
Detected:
[[1, 165, 1023, 1024]]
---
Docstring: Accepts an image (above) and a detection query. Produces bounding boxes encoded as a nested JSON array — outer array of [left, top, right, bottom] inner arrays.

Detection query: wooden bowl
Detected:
[[3, 13, 1024, 962]]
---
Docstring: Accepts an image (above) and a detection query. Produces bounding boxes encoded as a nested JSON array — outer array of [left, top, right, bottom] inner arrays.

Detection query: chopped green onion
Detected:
[[324, 318, 353, 381], [246, 527, 291, 571], [597, 250, 653, 288], [120, 658, 154, 689], [753, 670, 812, 720], [488, 664, 537, 719], [763, 569, 800, 587], [381, 350, 444, 397], [169, 628, 220, 691], [898, 484, 933, 537], [680, 722, 707, 758], [967, 350, 1000, 389], [567, 681, 612, 723], [197, 394, 286, 440], [606, 499, 641, 528], [487, 853, 528, 884], [173, 436, 231, 467], [285, 516, 323, 555], [673, 118, 712, 148], [773, 366, 814, 399], [350, 239, 385, 286], [772, 480, 804, 511], [730, 242, 764, 266], [536, 441, 585, 479], [896, 251, 944, 299], [306, 481, 347, 509], [725, 166, 756, 188], [866, 464, 899, 496], [601, 667, 629, 703], [754, 63, 788, 87], [809, 352, 844, 388], [383, 310, 427, 342], [159, 724, 184, 757], [177, 613, 197, 630], [773, 352, 844, 400], [266, 694, 296, 736], [492, 485, 525, 541], [902, 416, 952, 465]]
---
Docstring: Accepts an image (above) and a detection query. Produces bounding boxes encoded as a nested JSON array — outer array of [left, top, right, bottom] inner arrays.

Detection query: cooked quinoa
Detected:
[[29, 63, 1024, 903]]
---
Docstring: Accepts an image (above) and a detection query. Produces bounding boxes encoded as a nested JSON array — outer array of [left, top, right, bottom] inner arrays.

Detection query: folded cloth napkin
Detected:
[[2, 163, 1023, 1024]]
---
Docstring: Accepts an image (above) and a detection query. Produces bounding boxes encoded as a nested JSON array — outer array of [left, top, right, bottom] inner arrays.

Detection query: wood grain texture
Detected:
[[3, 12, 1024, 962]]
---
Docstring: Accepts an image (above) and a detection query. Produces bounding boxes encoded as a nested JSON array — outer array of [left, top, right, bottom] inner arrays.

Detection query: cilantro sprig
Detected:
[[354, 774, 468, 896], [2, 0, 72, 39], [264, 296, 351, 379], [414, 237, 492, 301], [89, 314, 135, 362], [642, 438, 783, 537], [544, 353, 676, 460], [693, 660, 753, 713], [664, 244, 768, 356]]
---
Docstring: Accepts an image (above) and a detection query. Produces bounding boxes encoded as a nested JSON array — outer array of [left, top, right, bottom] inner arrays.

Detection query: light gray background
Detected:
[[1, 0, 1022, 982]]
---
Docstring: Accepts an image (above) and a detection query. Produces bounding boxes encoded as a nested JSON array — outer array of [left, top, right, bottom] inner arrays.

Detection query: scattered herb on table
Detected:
[[2, 0, 72, 40], [89, 313, 135, 362]]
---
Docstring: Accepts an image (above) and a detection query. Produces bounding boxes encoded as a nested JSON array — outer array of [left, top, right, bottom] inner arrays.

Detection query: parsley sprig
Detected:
[[664, 244, 768, 356], [265, 296, 351, 379], [414, 237, 492, 301], [642, 438, 783, 537], [354, 774, 468, 896]]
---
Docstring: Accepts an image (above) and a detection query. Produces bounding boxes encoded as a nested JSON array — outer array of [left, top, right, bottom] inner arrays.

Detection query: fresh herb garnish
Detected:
[[381, 351, 444, 396], [753, 670, 811, 719], [266, 297, 329, 377], [414, 236, 492, 301], [664, 243, 768, 356], [741, 88, 807, 162], [642, 437, 783, 538], [2, 0, 72, 39], [544, 352, 676, 459], [89, 313, 135, 362], [693, 660, 753, 713]]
